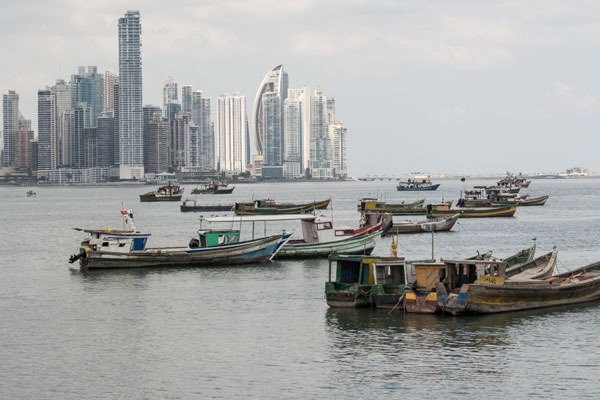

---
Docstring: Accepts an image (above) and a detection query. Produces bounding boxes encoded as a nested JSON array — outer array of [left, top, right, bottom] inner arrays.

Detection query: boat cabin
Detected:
[[373, 260, 409, 286], [81, 229, 151, 253], [301, 216, 357, 243], [440, 259, 507, 290], [192, 230, 240, 248]]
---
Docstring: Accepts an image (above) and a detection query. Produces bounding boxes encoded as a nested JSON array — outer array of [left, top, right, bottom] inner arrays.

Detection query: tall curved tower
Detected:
[[252, 65, 288, 155]]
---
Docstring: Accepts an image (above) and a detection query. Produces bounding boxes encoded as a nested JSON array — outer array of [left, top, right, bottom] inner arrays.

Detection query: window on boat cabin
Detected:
[[119, 243, 126, 248], [339, 260, 362, 283], [317, 222, 332, 230], [335, 229, 354, 236], [102, 242, 110, 247]]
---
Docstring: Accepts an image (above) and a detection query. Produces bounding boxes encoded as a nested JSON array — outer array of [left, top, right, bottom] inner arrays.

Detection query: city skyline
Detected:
[[1, 2, 600, 175]]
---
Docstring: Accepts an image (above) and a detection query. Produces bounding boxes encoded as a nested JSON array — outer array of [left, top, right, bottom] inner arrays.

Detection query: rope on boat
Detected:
[[387, 292, 405, 315]]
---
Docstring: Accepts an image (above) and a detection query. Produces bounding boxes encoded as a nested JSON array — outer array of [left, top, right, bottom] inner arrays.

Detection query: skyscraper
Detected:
[[104, 71, 119, 112], [261, 92, 283, 178], [97, 111, 115, 167], [118, 10, 143, 179], [309, 87, 333, 179], [329, 121, 347, 178], [143, 109, 169, 174], [218, 93, 248, 173], [163, 76, 178, 118], [200, 97, 214, 170], [252, 65, 288, 156], [181, 85, 192, 117], [37, 90, 58, 170], [2, 90, 19, 167], [287, 87, 311, 175], [15, 119, 34, 170], [283, 97, 302, 178]]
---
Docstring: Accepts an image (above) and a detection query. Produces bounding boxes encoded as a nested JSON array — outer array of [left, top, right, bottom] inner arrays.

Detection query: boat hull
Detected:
[[518, 195, 549, 206], [192, 188, 235, 195], [427, 205, 517, 218], [234, 199, 330, 215], [180, 205, 233, 212], [404, 291, 439, 313], [139, 193, 183, 202], [386, 214, 458, 235], [80, 234, 289, 269], [440, 261, 600, 315], [325, 283, 373, 308], [397, 184, 440, 191], [275, 231, 380, 259]]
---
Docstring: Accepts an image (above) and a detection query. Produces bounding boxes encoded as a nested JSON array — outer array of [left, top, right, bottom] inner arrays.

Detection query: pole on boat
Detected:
[[252, 221, 255, 240], [264, 221, 267, 237], [431, 229, 435, 261]]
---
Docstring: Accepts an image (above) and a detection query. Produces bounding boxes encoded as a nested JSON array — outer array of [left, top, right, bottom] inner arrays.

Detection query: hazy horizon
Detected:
[[1, 1, 600, 176]]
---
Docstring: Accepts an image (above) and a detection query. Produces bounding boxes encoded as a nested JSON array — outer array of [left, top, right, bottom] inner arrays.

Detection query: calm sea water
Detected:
[[1, 179, 600, 398]]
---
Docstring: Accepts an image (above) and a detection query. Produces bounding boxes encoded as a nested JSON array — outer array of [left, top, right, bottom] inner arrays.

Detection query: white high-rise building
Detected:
[[118, 10, 144, 179], [163, 76, 178, 117], [309, 87, 333, 179], [283, 97, 302, 178], [2, 90, 19, 167], [252, 65, 288, 156], [329, 121, 347, 178], [181, 85, 192, 117], [37, 89, 58, 170], [218, 93, 248, 173], [287, 87, 311, 175]]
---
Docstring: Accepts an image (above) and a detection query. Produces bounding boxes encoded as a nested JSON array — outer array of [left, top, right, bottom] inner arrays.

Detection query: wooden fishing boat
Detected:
[[234, 198, 330, 215], [404, 252, 492, 313], [357, 198, 426, 215], [139, 183, 183, 202], [426, 203, 517, 218], [506, 249, 557, 280], [180, 198, 234, 212], [258, 198, 330, 210], [202, 214, 383, 258], [26, 190, 36, 197], [382, 213, 459, 235], [503, 240, 536, 268], [436, 255, 600, 315], [325, 254, 428, 308], [396, 178, 440, 191], [517, 194, 549, 206], [69, 210, 291, 269], [191, 182, 234, 194]]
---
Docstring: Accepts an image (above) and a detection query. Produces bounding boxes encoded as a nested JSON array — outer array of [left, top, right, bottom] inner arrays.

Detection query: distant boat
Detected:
[[382, 213, 459, 235], [517, 194, 549, 206], [396, 178, 440, 191], [357, 198, 426, 215], [26, 190, 36, 197], [234, 198, 331, 215], [426, 203, 517, 218], [180, 198, 234, 212], [139, 182, 183, 202], [191, 182, 234, 195]]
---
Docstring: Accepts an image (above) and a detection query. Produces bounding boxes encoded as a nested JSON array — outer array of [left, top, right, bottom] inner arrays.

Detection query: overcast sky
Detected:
[[2, 0, 600, 176]]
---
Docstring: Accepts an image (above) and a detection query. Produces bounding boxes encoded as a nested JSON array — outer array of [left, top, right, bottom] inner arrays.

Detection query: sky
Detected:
[[1, 0, 600, 176]]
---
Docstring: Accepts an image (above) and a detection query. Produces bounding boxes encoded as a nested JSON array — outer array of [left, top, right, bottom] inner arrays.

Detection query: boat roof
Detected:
[[202, 214, 318, 223]]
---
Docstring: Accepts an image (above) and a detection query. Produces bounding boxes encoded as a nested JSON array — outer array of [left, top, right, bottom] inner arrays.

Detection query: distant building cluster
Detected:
[[0, 11, 347, 183]]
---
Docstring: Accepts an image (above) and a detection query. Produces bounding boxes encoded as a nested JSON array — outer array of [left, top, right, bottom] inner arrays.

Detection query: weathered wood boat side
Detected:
[[426, 204, 517, 218], [507, 249, 557, 280], [384, 213, 459, 235]]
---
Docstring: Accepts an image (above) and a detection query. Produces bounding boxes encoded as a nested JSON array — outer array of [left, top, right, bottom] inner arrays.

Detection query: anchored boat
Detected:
[[202, 214, 383, 258], [426, 203, 517, 218], [357, 198, 427, 215], [139, 183, 184, 202], [180, 198, 234, 212], [191, 182, 234, 195], [69, 210, 291, 269], [234, 198, 331, 215]]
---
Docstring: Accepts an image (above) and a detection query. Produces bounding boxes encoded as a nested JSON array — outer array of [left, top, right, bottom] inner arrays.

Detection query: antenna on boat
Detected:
[[431, 229, 435, 261]]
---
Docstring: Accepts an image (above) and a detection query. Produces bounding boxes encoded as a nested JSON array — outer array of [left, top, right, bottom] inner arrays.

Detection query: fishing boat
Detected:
[[325, 254, 408, 308], [403, 252, 492, 313], [435, 254, 600, 315], [382, 213, 459, 235], [503, 239, 536, 267], [26, 190, 36, 197], [202, 214, 384, 258], [396, 178, 440, 191], [191, 182, 235, 195], [517, 194, 549, 206], [234, 198, 330, 215], [139, 183, 183, 202], [180, 198, 234, 212], [255, 198, 331, 210], [426, 203, 517, 218], [497, 174, 531, 188], [69, 210, 291, 269], [506, 249, 557, 280], [357, 198, 426, 215]]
